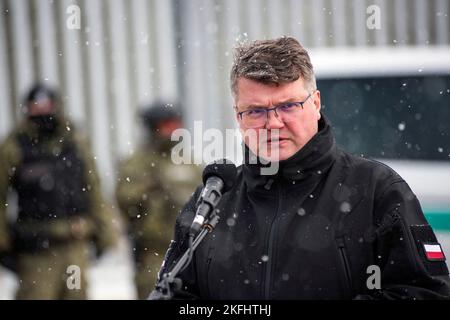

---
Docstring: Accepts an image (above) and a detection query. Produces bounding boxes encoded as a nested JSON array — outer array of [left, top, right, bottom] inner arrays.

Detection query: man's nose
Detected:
[[265, 109, 284, 129]]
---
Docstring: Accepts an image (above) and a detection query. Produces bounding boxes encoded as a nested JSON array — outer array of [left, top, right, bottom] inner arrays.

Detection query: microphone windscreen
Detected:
[[202, 159, 238, 192]]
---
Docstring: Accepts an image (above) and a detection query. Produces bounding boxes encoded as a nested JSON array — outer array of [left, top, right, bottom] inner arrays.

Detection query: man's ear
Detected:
[[314, 90, 321, 120]]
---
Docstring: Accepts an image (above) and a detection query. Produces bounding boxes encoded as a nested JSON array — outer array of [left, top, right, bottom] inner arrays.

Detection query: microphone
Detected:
[[189, 159, 238, 235]]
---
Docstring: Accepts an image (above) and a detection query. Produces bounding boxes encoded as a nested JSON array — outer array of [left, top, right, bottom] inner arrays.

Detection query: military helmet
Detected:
[[24, 84, 58, 107]]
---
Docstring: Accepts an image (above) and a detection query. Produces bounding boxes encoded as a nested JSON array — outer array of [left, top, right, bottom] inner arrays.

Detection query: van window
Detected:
[[318, 75, 450, 161]]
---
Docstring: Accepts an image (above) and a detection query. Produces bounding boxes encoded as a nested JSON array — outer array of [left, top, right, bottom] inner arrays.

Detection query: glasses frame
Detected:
[[236, 90, 316, 128]]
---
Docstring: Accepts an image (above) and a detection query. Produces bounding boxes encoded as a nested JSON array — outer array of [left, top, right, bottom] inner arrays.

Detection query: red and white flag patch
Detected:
[[423, 243, 446, 261]]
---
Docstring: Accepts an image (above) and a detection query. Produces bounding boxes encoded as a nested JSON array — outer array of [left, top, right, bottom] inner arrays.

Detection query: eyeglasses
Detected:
[[236, 91, 315, 128]]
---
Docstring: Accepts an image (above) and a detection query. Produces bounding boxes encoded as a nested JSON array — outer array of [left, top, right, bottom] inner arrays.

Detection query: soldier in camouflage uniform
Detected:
[[115, 102, 201, 299], [0, 84, 118, 299]]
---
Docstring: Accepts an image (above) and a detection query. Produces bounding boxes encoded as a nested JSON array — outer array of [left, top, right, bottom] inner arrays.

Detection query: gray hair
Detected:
[[230, 36, 316, 99]]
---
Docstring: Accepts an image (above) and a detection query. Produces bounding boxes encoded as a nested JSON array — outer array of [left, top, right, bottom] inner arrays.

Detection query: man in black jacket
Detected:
[[151, 37, 450, 299]]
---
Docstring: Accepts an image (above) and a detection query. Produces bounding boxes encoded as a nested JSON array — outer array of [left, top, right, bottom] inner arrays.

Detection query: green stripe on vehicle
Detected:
[[425, 212, 450, 232]]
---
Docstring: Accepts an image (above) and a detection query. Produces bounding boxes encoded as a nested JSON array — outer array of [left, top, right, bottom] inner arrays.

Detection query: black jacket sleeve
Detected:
[[357, 179, 450, 300], [149, 186, 203, 300]]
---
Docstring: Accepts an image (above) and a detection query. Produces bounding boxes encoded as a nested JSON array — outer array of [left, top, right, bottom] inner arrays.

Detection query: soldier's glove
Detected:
[[69, 217, 90, 240]]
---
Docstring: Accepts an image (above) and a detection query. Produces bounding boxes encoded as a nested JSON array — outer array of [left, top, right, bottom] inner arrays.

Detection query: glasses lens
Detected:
[[242, 109, 266, 128], [277, 103, 302, 123]]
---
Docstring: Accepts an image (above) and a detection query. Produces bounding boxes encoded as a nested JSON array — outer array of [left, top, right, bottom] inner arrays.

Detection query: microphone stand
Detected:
[[154, 213, 220, 300]]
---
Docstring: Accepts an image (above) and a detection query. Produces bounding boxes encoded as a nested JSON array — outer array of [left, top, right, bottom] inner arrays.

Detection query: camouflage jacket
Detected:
[[0, 118, 117, 254], [116, 144, 201, 251]]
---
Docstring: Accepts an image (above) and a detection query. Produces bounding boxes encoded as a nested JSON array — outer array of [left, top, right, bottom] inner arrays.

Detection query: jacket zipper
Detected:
[[336, 236, 353, 298], [263, 182, 282, 299]]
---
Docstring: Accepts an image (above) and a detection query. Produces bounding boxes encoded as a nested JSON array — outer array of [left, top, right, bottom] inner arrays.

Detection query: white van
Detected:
[[312, 46, 450, 234]]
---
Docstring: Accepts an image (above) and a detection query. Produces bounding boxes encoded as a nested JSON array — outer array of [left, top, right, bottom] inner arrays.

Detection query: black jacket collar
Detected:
[[242, 114, 339, 193]]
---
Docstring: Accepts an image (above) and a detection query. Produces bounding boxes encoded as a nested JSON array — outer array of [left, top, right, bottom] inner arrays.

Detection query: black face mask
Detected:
[[29, 115, 59, 135]]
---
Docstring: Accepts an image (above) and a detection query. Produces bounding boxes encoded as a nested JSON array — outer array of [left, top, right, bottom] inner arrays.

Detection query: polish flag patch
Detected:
[[423, 243, 446, 261]]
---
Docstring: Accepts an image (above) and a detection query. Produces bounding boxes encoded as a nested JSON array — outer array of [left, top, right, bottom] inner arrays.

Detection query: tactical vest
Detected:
[[12, 134, 90, 222]]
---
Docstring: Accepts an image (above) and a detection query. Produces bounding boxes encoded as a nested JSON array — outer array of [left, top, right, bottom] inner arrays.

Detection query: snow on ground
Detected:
[[0, 236, 137, 300]]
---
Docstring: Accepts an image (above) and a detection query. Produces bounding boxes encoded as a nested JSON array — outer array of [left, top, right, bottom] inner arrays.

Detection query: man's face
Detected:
[[235, 77, 321, 162], [155, 118, 183, 139]]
